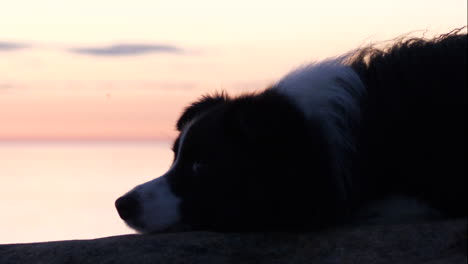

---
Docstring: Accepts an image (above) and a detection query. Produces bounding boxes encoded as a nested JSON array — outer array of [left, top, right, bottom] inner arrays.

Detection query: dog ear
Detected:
[[230, 91, 300, 143], [232, 99, 274, 143], [176, 93, 230, 131], [230, 90, 324, 149]]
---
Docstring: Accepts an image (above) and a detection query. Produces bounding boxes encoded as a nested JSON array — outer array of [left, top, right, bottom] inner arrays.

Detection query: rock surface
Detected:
[[0, 220, 466, 264]]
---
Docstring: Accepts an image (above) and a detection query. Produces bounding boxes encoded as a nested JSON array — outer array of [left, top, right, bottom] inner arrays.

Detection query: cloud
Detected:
[[0, 41, 188, 57], [0, 41, 30, 51], [68, 43, 184, 56], [0, 83, 21, 93]]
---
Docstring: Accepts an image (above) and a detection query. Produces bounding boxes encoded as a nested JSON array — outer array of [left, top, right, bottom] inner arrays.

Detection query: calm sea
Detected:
[[0, 141, 173, 244]]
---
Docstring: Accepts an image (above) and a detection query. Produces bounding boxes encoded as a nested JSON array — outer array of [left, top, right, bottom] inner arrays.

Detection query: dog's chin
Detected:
[[127, 220, 193, 234]]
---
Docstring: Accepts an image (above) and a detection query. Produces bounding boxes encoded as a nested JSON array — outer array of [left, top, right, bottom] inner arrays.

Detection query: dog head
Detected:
[[116, 90, 339, 232]]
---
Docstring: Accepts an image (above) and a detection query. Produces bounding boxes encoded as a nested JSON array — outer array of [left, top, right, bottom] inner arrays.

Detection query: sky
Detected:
[[1, 0, 466, 141]]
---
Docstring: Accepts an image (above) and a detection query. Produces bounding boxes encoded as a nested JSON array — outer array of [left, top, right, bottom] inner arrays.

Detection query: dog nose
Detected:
[[115, 195, 140, 220]]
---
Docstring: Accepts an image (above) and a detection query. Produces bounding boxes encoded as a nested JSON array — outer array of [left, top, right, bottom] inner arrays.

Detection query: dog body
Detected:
[[116, 32, 467, 233]]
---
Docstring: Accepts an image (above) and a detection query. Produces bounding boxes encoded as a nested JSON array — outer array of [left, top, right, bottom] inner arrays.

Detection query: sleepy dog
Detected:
[[116, 29, 467, 232]]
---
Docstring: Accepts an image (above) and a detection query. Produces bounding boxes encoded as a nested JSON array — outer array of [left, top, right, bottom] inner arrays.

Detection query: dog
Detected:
[[116, 29, 467, 233]]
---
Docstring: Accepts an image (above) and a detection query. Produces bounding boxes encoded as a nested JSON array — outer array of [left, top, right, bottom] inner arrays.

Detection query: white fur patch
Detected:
[[273, 58, 366, 200], [276, 58, 365, 123], [131, 175, 181, 232], [126, 121, 195, 232]]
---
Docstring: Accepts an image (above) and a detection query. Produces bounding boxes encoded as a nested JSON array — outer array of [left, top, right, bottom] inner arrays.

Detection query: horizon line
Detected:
[[0, 137, 174, 144]]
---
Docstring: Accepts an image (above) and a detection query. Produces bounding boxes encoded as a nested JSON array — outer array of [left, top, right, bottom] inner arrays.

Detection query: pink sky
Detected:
[[1, 0, 465, 141]]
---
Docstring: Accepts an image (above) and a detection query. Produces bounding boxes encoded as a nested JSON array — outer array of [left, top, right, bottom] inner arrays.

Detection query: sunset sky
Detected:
[[1, 0, 466, 141], [1, 0, 466, 244]]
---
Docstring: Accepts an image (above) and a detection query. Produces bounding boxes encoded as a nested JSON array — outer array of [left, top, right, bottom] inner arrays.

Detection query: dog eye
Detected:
[[192, 162, 203, 174]]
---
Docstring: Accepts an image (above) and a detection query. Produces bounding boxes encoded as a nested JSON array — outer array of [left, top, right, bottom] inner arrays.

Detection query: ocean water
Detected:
[[0, 141, 173, 244]]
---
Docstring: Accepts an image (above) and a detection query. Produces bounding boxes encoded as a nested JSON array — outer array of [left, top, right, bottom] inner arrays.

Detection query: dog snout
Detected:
[[115, 194, 140, 221]]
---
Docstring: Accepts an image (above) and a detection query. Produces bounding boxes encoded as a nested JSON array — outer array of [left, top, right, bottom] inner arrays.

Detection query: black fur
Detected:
[[169, 31, 467, 230], [350, 31, 467, 217], [169, 91, 342, 230]]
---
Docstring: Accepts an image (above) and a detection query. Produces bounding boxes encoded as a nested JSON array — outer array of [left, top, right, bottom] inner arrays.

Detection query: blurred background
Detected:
[[1, 0, 465, 243]]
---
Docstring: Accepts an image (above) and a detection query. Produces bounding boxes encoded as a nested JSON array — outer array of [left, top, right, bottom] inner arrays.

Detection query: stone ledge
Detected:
[[0, 220, 466, 264]]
